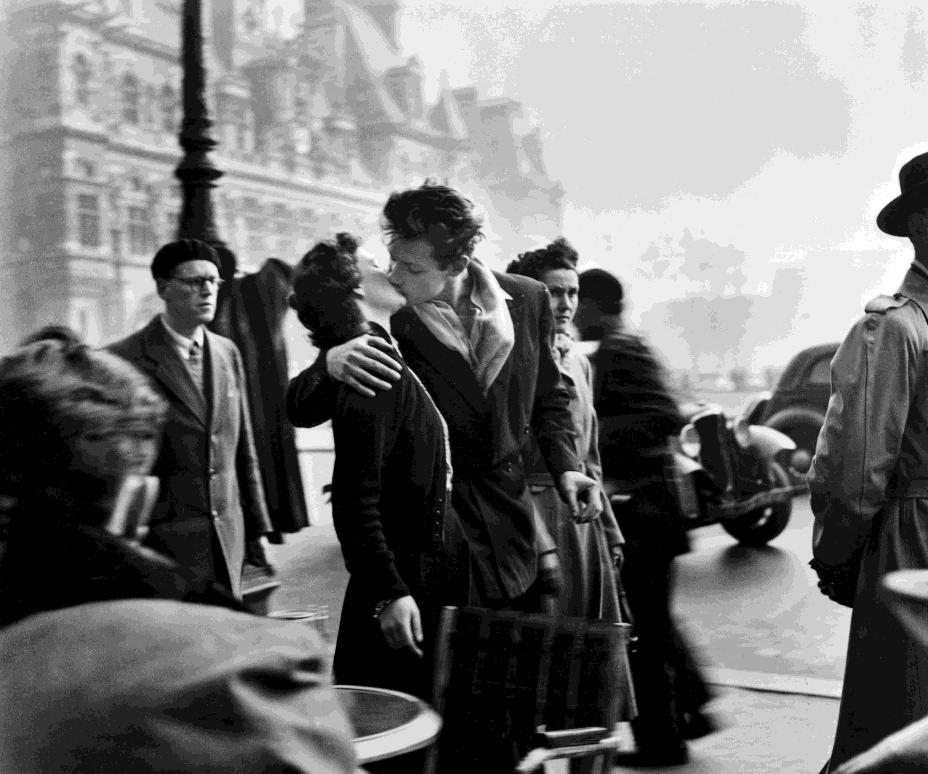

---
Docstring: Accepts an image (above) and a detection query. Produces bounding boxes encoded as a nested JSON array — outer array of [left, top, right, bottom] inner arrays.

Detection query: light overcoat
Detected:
[[108, 317, 271, 598], [809, 263, 928, 770]]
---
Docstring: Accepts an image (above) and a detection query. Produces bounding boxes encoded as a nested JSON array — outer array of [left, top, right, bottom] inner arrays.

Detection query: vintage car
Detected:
[[745, 342, 839, 463], [669, 401, 808, 546]]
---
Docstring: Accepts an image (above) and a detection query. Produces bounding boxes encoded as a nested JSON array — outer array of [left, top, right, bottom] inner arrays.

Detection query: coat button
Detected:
[[523, 425, 530, 435], [211, 509, 219, 519], [208, 467, 217, 478]]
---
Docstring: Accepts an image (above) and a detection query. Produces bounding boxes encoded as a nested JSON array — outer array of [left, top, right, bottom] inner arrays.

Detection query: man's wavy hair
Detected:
[[505, 237, 579, 281], [381, 180, 484, 269], [0, 336, 166, 508], [289, 233, 367, 350]]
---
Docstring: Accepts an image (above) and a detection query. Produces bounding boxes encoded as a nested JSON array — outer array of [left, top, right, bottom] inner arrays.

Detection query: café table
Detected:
[[333, 684, 442, 765]]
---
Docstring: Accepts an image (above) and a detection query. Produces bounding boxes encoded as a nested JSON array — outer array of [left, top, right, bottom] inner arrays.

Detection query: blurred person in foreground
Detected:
[[0, 335, 356, 773], [0, 335, 242, 626], [108, 238, 274, 599], [0, 599, 356, 773], [809, 151, 928, 772], [287, 181, 602, 615], [575, 268, 712, 767], [289, 232, 454, 700], [506, 238, 624, 621]]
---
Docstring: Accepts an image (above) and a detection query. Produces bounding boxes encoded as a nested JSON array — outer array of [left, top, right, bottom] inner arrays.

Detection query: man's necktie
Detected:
[[188, 339, 203, 391]]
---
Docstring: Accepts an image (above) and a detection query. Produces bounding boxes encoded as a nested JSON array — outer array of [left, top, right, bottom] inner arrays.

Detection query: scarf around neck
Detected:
[[412, 257, 515, 394]]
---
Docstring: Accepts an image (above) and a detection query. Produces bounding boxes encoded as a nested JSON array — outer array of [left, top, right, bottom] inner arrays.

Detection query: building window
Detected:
[[77, 193, 100, 247], [121, 73, 140, 125], [161, 84, 176, 133], [128, 206, 150, 255], [72, 54, 92, 107], [78, 159, 96, 178]]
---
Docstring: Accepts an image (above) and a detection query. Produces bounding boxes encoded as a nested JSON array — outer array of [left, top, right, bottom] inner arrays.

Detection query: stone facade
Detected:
[[0, 0, 564, 350]]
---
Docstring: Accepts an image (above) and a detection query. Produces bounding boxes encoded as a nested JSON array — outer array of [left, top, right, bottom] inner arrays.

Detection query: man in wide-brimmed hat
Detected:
[[808, 151, 928, 772]]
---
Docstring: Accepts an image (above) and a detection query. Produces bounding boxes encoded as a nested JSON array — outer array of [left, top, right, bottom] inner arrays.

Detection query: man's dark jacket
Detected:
[[108, 317, 272, 597], [287, 272, 579, 602]]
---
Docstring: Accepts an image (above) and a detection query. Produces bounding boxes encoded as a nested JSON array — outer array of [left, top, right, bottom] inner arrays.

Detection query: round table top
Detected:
[[333, 684, 442, 764]]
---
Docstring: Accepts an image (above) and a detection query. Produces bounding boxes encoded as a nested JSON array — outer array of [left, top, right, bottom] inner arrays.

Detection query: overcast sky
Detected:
[[272, 0, 928, 363]]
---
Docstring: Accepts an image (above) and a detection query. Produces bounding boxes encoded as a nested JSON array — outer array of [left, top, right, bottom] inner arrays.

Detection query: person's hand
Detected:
[[609, 544, 624, 573], [325, 335, 402, 398], [378, 596, 424, 657], [537, 550, 563, 596], [557, 471, 603, 523], [832, 713, 928, 773]]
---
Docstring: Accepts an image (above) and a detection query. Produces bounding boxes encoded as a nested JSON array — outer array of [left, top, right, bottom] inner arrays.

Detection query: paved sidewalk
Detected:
[[272, 525, 840, 774]]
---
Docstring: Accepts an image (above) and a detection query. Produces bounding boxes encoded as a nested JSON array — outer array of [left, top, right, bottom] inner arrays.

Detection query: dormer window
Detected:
[[121, 73, 140, 125]]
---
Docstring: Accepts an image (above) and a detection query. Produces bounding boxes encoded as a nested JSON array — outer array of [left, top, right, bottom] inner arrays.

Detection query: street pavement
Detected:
[[271, 492, 844, 773]]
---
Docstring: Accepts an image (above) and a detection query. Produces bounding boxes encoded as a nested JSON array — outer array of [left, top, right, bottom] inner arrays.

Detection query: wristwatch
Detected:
[[372, 599, 393, 619]]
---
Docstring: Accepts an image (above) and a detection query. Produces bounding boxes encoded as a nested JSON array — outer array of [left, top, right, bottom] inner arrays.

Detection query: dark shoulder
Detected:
[[336, 368, 406, 421], [106, 325, 148, 360]]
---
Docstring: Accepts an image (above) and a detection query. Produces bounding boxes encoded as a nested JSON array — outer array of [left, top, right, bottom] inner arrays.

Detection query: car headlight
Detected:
[[680, 423, 701, 458], [733, 417, 751, 448]]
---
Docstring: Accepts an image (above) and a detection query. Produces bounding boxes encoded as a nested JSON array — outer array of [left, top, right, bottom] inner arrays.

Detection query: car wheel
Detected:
[[721, 461, 792, 547]]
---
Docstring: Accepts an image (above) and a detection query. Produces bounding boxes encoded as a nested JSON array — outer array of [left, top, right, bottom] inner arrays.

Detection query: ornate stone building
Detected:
[[0, 0, 565, 350]]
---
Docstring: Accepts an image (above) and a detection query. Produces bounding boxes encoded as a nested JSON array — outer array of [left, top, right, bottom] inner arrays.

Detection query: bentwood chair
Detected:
[[424, 605, 636, 774]]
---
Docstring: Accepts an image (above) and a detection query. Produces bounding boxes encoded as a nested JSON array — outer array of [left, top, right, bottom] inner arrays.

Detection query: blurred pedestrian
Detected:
[[506, 238, 624, 621], [809, 150, 928, 772], [108, 239, 274, 598], [0, 335, 242, 627], [577, 268, 712, 767], [289, 233, 453, 700]]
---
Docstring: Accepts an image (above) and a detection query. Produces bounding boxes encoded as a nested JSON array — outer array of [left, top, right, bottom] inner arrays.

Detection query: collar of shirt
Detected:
[[160, 314, 205, 361], [900, 262, 928, 309]]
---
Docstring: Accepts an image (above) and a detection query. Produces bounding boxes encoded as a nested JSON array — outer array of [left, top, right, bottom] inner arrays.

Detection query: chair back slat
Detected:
[[428, 606, 636, 773]]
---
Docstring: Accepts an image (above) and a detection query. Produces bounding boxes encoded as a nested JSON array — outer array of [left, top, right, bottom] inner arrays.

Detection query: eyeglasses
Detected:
[[170, 275, 224, 290]]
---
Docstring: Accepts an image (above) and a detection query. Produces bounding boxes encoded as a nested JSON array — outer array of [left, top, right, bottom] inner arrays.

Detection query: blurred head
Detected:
[[0, 338, 166, 522], [152, 240, 223, 328], [575, 268, 625, 341], [506, 237, 579, 334], [382, 180, 484, 304], [289, 232, 404, 349]]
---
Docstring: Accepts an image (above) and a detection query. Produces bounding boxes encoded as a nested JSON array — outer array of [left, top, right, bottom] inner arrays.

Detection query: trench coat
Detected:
[[210, 259, 309, 534], [287, 272, 580, 605], [809, 262, 928, 771], [0, 600, 356, 773], [108, 317, 272, 598]]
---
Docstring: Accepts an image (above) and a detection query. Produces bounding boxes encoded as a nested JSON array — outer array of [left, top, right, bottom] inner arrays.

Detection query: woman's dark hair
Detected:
[[18, 324, 82, 347], [578, 268, 624, 316], [289, 232, 367, 350], [381, 180, 484, 269], [506, 237, 579, 281], [0, 338, 166, 503]]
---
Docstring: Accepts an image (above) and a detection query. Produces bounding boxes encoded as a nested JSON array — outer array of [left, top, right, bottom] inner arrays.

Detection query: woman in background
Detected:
[[507, 237, 624, 621]]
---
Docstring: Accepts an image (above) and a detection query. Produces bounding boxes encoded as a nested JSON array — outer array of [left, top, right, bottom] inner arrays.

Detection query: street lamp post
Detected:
[[175, 0, 228, 257]]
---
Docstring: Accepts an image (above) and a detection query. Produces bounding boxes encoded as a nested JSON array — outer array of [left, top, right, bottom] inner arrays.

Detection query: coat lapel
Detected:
[[393, 309, 487, 414], [142, 318, 208, 427], [204, 330, 229, 432], [487, 288, 523, 396]]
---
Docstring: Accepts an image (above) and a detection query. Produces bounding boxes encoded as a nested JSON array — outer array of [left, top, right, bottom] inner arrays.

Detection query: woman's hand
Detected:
[[377, 596, 424, 657]]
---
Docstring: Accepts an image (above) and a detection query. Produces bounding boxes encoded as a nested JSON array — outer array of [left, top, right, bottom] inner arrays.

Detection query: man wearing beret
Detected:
[[108, 239, 273, 599], [809, 151, 928, 772]]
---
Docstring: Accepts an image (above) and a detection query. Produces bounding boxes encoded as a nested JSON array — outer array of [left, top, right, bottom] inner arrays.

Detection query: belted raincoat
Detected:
[[809, 262, 928, 771]]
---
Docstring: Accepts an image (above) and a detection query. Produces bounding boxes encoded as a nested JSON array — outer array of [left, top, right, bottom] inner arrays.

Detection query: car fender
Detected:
[[748, 424, 796, 461], [742, 390, 772, 425]]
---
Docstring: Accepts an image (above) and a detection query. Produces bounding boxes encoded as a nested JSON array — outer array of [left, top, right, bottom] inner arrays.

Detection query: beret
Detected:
[[150, 239, 220, 279]]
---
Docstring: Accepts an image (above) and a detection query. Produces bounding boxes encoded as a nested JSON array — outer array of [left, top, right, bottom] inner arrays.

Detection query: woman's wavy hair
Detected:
[[381, 180, 484, 269], [289, 233, 367, 350], [0, 335, 166, 503], [505, 237, 579, 281]]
